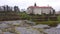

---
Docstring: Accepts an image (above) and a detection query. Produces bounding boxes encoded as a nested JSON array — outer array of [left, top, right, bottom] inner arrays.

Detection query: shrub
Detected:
[[48, 21, 58, 27]]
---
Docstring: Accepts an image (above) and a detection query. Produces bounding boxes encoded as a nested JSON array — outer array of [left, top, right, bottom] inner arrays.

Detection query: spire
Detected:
[[34, 3, 37, 6]]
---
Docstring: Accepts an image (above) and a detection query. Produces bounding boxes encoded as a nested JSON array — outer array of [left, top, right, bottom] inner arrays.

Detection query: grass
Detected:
[[34, 21, 59, 27], [30, 15, 60, 27], [35, 21, 59, 24], [57, 15, 60, 22], [0, 11, 20, 21]]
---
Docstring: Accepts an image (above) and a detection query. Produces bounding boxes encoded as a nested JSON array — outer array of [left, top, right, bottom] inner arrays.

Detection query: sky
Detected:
[[0, 0, 60, 11]]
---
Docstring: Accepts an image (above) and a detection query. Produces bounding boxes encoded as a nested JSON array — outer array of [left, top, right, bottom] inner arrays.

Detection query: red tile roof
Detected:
[[28, 6, 52, 8]]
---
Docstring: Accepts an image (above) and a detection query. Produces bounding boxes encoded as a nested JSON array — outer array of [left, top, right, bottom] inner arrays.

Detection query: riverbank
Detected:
[[0, 20, 60, 34], [0, 11, 60, 27]]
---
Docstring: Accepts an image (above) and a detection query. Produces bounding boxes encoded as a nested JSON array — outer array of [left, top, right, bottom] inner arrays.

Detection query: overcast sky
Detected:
[[0, 0, 60, 11]]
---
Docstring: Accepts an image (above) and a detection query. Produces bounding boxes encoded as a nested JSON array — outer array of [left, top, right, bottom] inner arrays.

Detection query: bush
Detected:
[[48, 21, 58, 27]]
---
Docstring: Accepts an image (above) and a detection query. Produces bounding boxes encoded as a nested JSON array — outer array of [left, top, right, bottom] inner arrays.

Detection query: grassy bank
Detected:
[[18, 12, 60, 27], [0, 11, 60, 27], [34, 21, 59, 27], [0, 11, 20, 21]]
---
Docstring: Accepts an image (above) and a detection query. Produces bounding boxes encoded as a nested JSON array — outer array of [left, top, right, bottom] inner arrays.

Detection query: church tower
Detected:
[[34, 3, 37, 6]]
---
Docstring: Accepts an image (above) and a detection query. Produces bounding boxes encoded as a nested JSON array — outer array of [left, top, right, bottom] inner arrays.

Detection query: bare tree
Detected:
[[14, 6, 20, 12]]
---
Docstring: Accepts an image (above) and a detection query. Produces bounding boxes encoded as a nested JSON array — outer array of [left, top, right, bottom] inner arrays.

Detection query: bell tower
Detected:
[[34, 3, 37, 6]]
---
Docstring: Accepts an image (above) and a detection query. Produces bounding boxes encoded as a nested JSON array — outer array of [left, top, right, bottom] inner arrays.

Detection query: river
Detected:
[[0, 20, 60, 34]]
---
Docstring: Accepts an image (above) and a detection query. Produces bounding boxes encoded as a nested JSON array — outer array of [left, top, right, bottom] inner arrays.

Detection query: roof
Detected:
[[28, 6, 53, 9]]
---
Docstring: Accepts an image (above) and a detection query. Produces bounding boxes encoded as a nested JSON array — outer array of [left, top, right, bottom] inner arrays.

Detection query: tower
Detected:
[[34, 3, 37, 6]]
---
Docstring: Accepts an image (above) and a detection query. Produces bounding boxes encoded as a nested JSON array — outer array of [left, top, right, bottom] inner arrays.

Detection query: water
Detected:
[[44, 28, 60, 34], [56, 24, 60, 28], [44, 24, 60, 34], [0, 20, 60, 34], [15, 27, 42, 34], [0, 20, 39, 34]]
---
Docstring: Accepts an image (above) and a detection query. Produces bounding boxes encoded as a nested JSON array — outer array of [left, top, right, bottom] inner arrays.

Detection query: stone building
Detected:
[[27, 3, 55, 15]]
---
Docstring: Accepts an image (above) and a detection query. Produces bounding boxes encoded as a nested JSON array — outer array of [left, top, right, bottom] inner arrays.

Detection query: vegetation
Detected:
[[0, 10, 60, 27], [32, 15, 59, 27], [0, 11, 20, 21], [34, 21, 59, 27], [28, 13, 60, 27], [18, 11, 31, 20], [58, 15, 60, 22]]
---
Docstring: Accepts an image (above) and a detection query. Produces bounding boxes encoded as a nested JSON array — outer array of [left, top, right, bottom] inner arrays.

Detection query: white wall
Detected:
[[27, 7, 53, 14], [33, 8, 41, 14], [27, 8, 33, 14], [41, 8, 51, 14]]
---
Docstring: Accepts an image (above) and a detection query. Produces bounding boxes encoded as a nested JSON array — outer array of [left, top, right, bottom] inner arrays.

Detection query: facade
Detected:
[[27, 3, 55, 14]]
